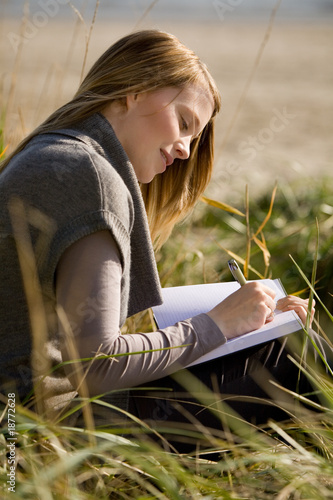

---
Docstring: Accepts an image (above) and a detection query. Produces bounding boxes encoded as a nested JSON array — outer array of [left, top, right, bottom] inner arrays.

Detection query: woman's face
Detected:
[[104, 84, 214, 183]]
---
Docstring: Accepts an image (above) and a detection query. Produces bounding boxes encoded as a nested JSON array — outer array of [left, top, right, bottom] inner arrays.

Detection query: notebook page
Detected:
[[153, 279, 285, 330]]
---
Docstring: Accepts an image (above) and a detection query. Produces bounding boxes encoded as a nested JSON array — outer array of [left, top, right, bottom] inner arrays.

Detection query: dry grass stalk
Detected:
[[133, 0, 160, 30], [244, 184, 251, 278], [216, 0, 283, 157], [8, 197, 50, 416], [77, 0, 100, 83], [3, 5, 29, 149], [56, 307, 97, 446]]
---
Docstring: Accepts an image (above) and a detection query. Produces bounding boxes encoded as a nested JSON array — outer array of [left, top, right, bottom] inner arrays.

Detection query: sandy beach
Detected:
[[1, 11, 332, 202]]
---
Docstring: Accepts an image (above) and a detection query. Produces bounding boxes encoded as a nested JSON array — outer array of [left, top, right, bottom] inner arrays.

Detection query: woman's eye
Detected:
[[181, 116, 188, 131]]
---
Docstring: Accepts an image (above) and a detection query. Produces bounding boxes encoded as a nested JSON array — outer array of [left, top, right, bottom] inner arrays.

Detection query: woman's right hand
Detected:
[[206, 281, 276, 340]]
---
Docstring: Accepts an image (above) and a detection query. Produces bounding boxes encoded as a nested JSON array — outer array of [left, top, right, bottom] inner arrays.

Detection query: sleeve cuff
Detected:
[[189, 313, 227, 353]]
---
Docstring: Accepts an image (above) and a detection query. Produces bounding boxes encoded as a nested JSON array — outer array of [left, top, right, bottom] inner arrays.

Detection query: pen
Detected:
[[228, 259, 247, 286]]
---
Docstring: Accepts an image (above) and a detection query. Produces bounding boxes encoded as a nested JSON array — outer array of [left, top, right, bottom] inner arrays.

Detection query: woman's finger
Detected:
[[277, 300, 315, 326]]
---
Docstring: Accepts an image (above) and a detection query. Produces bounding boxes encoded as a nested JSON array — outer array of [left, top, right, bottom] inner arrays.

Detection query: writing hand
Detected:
[[206, 281, 276, 340]]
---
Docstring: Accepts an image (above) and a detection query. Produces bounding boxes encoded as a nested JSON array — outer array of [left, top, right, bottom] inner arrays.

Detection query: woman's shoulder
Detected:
[[2, 131, 134, 222], [25, 131, 107, 170], [15, 131, 127, 190]]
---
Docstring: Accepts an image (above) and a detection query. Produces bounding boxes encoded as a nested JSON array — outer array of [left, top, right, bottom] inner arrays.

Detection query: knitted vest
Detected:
[[0, 113, 162, 404]]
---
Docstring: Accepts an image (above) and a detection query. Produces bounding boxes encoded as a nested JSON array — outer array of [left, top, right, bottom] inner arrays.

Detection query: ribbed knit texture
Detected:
[[0, 113, 162, 402]]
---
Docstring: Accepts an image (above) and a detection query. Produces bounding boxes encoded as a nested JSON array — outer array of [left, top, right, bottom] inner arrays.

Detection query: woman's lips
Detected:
[[160, 149, 174, 167]]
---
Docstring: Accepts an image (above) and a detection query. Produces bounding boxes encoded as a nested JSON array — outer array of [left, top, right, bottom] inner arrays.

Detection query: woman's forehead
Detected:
[[178, 85, 215, 125]]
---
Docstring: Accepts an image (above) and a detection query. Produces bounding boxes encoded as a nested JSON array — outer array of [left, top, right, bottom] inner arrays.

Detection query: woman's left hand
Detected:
[[276, 295, 315, 326]]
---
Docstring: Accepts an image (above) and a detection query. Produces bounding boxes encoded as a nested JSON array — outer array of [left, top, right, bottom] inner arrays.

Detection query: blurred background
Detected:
[[1, 0, 332, 200]]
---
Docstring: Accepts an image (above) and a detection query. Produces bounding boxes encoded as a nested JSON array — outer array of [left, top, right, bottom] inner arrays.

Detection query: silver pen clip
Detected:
[[228, 259, 247, 286]]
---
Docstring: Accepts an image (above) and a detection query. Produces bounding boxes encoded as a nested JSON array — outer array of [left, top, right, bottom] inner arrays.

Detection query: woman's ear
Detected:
[[126, 92, 146, 110], [126, 93, 138, 110]]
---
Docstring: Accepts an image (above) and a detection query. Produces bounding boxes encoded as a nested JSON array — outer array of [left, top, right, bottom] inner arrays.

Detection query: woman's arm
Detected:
[[56, 230, 314, 396], [56, 230, 226, 395]]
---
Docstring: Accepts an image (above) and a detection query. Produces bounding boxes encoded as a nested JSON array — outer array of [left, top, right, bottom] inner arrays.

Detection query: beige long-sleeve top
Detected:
[[57, 230, 226, 396]]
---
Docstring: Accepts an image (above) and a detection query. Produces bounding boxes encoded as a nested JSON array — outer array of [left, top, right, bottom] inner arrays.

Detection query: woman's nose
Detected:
[[174, 137, 191, 160]]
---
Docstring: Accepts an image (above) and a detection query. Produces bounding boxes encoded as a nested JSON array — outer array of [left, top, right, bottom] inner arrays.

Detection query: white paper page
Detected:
[[153, 279, 285, 330], [152, 279, 301, 366]]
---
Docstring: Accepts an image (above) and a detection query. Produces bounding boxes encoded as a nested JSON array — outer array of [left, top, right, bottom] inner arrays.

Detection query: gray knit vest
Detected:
[[0, 113, 163, 403]]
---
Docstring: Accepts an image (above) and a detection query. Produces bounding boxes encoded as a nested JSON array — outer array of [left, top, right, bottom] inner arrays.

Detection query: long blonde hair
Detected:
[[1, 30, 221, 247]]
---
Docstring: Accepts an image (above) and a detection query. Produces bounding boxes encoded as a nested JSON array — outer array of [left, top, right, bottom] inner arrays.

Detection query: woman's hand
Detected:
[[206, 281, 276, 340], [276, 295, 315, 326]]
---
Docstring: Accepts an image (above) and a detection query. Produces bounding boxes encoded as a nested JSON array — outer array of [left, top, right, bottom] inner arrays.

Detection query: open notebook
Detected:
[[152, 279, 302, 367]]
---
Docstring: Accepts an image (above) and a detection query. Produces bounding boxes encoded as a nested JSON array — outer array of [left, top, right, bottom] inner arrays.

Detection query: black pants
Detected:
[[128, 330, 333, 452]]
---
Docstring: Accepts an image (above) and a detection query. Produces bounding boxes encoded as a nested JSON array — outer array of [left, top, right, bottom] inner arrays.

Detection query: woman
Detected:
[[0, 30, 319, 435]]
